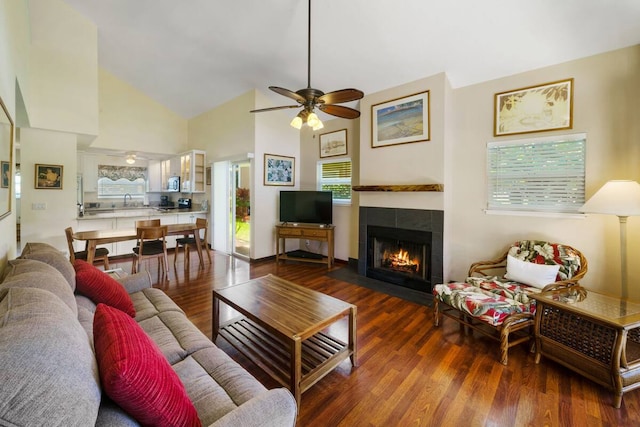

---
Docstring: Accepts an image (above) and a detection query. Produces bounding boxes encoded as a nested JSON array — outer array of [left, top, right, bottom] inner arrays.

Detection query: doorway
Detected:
[[232, 161, 250, 259]]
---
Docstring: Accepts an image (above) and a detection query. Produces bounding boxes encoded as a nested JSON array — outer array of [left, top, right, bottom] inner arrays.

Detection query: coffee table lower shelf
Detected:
[[218, 317, 350, 395]]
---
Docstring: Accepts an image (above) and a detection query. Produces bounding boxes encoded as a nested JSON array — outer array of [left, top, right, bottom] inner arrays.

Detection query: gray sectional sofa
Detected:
[[0, 242, 297, 426]]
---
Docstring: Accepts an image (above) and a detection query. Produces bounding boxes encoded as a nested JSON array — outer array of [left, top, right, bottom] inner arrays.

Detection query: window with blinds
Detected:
[[317, 159, 352, 203], [487, 133, 586, 213]]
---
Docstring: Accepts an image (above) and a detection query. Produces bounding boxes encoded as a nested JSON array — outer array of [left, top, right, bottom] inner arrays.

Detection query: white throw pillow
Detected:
[[504, 254, 560, 289]]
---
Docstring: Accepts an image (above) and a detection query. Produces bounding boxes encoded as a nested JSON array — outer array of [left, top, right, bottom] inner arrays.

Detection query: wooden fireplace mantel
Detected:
[[352, 184, 444, 192]]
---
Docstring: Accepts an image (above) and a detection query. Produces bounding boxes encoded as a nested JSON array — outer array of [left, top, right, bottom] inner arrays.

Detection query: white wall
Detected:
[[20, 127, 77, 250]]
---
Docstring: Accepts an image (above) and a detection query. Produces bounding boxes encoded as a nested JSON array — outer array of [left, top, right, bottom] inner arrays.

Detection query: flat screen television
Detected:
[[279, 191, 333, 225]]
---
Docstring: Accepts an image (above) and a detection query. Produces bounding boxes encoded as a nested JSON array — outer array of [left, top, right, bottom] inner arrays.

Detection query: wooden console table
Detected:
[[275, 224, 335, 268], [531, 287, 640, 408]]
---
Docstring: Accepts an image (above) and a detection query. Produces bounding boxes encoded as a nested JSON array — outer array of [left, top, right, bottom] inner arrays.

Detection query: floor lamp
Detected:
[[580, 180, 640, 300]]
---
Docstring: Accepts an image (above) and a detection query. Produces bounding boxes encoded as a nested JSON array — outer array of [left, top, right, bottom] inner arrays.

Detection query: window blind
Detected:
[[487, 134, 586, 213], [318, 160, 352, 201]]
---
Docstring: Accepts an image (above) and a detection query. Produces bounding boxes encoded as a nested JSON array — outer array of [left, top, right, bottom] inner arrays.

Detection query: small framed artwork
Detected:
[[35, 163, 63, 189], [371, 90, 430, 148], [319, 129, 348, 158], [1, 161, 9, 188], [494, 78, 573, 136], [206, 166, 211, 185], [264, 154, 294, 186]]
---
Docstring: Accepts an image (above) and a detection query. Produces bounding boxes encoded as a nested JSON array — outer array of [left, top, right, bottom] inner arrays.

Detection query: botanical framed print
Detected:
[[1, 161, 9, 188], [371, 90, 430, 148], [319, 129, 347, 158], [264, 154, 294, 186], [35, 164, 63, 189], [494, 78, 573, 136]]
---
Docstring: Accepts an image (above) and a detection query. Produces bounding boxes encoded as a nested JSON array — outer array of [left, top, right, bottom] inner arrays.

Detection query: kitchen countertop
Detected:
[[78, 207, 208, 220]]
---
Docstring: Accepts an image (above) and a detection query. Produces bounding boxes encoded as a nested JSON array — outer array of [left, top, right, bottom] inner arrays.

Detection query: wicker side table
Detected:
[[531, 288, 640, 408]]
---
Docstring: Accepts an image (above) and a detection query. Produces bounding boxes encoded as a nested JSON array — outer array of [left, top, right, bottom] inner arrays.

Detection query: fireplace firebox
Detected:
[[366, 225, 431, 292]]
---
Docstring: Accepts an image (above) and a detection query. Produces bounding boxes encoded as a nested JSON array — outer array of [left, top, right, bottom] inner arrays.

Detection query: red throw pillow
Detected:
[[74, 260, 136, 317], [93, 304, 201, 427]]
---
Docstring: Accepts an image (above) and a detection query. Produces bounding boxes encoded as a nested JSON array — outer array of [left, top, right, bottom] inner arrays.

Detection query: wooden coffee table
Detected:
[[212, 274, 357, 406]]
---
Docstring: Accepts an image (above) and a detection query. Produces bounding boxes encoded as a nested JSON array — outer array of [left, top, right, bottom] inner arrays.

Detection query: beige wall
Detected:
[[27, 0, 99, 137], [189, 89, 299, 259], [358, 73, 448, 212], [299, 117, 360, 262], [0, 0, 31, 270], [93, 69, 187, 154], [449, 46, 640, 298]]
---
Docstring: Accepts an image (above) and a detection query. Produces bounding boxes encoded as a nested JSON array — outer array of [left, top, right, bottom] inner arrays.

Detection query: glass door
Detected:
[[232, 161, 251, 259]]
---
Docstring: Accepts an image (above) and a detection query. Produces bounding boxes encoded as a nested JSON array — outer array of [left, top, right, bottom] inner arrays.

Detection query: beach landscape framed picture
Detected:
[[371, 90, 430, 148], [35, 164, 63, 189], [319, 129, 347, 158], [264, 154, 295, 186], [494, 78, 573, 136]]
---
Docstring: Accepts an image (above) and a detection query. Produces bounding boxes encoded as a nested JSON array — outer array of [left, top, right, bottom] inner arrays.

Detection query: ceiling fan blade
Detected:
[[319, 104, 361, 119], [317, 89, 364, 105], [269, 86, 306, 103], [250, 105, 299, 113]]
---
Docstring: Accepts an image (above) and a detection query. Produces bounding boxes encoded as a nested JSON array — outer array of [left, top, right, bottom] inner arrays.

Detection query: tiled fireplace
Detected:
[[358, 207, 444, 293]]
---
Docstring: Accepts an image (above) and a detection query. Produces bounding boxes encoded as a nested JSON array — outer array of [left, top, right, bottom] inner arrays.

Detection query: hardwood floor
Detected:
[[110, 251, 639, 426]]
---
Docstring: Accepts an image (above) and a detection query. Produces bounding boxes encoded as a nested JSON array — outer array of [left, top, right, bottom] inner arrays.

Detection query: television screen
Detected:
[[279, 191, 333, 225]]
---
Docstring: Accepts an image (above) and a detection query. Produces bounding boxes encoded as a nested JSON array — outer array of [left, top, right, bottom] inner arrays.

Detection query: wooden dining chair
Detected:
[[174, 217, 211, 268], [131, 225, 169, 278], [65, 226, 110, 269]]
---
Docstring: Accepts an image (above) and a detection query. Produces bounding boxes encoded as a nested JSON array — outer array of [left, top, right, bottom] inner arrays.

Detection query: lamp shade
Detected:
[[579, 180, 640, 216]]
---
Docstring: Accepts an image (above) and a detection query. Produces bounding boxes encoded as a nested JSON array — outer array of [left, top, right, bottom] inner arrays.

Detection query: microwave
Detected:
[[166, 176, 180, 192]]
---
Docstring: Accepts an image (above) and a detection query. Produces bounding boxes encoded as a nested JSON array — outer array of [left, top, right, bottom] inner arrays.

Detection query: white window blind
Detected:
[[317, 159, 352, 203], [487, 133, 586, 213]]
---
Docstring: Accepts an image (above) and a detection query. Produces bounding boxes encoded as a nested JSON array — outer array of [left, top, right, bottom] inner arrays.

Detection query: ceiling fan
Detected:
[[250, 0, 364, 130]]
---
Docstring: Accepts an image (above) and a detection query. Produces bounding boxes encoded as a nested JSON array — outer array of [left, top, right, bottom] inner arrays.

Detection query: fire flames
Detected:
[[383, 248, 420, 273]]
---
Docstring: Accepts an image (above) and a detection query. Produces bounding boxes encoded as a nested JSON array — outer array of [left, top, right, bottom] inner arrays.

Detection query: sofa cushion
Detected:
[[20, 249, 77, 291], [93, 303, 201, 427], [75, 260, 136, 317], [1, 259, 78, 315], [0, 287, 101, 426], [131, 287, 185, 321], [504, 254, 561, 289], [20, 241, 61, 255], [172, 347, 269, 426]]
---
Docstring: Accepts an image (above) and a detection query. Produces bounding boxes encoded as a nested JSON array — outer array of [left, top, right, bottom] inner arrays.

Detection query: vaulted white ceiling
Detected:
[[62, 0, 640, 119]]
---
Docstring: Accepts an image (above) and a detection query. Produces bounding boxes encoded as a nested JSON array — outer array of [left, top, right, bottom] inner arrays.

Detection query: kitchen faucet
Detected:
[[123, 193, 132, 207]]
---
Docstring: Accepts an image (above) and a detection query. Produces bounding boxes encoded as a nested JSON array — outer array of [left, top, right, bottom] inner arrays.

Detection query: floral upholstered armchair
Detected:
[[433, 240, 587, 365]]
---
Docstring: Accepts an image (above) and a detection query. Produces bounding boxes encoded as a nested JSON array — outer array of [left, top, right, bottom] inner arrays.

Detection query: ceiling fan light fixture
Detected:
[[307, 112, 320, 128], [290, 115, 303, 129], [311, 119, 324, 131], [125, 153, 136, 164]]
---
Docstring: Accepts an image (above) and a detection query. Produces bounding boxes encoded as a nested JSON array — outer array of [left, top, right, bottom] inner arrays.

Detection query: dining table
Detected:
[[72, 222, 206, 267]]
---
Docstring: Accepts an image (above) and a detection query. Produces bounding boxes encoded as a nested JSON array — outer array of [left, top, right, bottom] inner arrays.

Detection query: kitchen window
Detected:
[[97, 165, 147, 198]]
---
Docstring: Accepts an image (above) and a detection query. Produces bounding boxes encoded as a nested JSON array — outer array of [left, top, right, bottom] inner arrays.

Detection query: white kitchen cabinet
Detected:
[[147, 160, 163, 192], [114, 216, 148, 255], [82, 154, 99, 192], [75, 218, 115, 253], [179, 150, 206, 193], [149, 214, 179, 248]]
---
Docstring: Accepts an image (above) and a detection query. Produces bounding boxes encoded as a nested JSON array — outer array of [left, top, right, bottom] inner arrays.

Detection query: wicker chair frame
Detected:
[[434, 243, 588, 365]]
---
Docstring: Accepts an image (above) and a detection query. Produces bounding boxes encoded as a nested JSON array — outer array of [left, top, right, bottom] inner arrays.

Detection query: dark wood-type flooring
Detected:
[[109, 251, 640, 426]]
